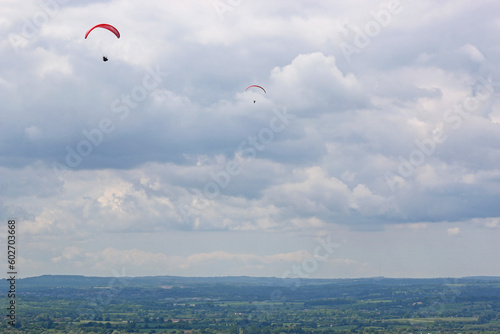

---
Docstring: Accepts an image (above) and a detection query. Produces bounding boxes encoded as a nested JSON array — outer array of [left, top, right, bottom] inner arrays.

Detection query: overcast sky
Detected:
[[1, 0, 499, 279]]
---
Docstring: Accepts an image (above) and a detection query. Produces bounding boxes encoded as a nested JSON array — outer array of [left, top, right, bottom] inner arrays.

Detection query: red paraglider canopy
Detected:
[[245, 85, 266, 93], [85, 24, 120, 39]]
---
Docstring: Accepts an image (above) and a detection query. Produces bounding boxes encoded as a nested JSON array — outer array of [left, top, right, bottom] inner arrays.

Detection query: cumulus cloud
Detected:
[[459, 43, 485, 63], [2, 0, 500, 278], [270, 52, 367, 114]]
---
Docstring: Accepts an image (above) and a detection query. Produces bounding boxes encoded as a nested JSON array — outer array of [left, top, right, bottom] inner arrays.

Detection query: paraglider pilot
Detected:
[[245, 85, 266, 104], [85, 24, 119, 62]]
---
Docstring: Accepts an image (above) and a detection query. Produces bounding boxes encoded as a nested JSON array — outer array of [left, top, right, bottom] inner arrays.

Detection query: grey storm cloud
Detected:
[[1, 0, 499, 278]]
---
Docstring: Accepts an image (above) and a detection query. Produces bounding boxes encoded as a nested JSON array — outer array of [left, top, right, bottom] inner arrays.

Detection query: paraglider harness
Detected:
[[103, 56, 108, 62]]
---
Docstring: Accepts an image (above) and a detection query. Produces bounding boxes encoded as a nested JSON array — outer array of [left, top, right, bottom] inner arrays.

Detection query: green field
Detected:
[[1, 275, 499, 333]]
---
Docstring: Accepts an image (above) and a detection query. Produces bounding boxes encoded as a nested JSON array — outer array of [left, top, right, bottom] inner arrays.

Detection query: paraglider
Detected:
[[85, 24, 120, 39], [85, 24, 120, 61], [245, 85, 266, 103]]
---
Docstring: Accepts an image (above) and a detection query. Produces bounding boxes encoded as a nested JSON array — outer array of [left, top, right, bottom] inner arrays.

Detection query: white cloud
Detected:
[[25, 125, 42, 140], [2, 0, 500, 278], [270, 52, 366, 113], [458, 43, 485, 63], [470, 217, 500, 229], [34, 47, 73, 77], [447, 227, 460, 236]]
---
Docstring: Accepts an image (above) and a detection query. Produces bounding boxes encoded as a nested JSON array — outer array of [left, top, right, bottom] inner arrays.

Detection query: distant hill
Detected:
[[2, 274, 500, 289]]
